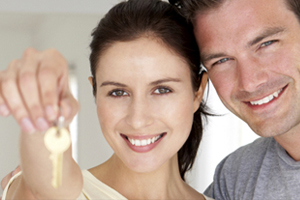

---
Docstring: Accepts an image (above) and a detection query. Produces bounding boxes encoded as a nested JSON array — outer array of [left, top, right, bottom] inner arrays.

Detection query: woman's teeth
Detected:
[[128, 134, 162, 146], [250, 88, 283, 106]]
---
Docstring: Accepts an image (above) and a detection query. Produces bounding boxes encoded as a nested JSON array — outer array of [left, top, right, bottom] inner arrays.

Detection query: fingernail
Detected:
[[46, 105, 57, 121], [21, 118, 36, 134], [0, 104, 10, 116], [36, 117, 49, 131]]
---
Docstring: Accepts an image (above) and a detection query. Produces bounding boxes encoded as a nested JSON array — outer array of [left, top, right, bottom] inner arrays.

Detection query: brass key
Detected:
[[44, 116, 71, 188]]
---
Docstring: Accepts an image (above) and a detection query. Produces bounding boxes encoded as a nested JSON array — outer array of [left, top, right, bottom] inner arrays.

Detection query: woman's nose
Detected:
[[125, 97, 154, 130]]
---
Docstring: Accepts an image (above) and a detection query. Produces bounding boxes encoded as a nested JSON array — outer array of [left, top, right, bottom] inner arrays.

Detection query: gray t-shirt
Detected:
[[204, 137, 300, 200]]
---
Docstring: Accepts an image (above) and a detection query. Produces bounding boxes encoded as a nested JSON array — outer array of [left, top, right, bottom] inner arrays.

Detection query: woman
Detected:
[[1, 0, 212, 199]]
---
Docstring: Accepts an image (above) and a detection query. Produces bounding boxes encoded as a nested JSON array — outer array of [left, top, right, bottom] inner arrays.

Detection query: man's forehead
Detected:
[[192, 0, 292, 65], [193, 0, 289, 41]]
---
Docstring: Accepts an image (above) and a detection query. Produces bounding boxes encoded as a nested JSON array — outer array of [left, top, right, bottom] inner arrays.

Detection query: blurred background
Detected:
[[0, 0, 258, 195]]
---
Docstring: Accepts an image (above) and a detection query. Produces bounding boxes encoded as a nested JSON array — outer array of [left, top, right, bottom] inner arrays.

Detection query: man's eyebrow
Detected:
[[201, 27, 286, 64], [100, 81, 127, 87], [201, 53, 228, 64], [150, 78, 181, 86], [247, 27, 286, 47]]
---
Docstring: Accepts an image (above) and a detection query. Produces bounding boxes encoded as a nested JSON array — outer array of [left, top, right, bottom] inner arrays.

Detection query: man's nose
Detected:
[[237, 57, 269, 92]]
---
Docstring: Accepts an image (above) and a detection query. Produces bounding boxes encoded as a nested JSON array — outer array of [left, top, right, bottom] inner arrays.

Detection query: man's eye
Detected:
[[260, 40, 277, 48], [153, 87, 171, 94], [110, 90, 128, 97], [214, 58, 230, 65]]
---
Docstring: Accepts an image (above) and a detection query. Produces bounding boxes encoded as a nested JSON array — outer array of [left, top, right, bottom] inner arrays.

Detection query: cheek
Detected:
[[264, 42, 300, 75], [96, 98, 123, 132], [162, 95, 195, 133], [262, 49, 290, 72], [210, 73, 234, 102]]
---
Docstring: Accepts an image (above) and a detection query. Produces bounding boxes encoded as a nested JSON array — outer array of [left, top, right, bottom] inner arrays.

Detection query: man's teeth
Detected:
[[128, 135, 162, 146], [250, 89, 282, 106]]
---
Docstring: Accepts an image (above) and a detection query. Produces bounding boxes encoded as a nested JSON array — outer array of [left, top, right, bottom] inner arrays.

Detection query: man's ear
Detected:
[[194, 72, 208, 112], [88, 76, 93, 86]]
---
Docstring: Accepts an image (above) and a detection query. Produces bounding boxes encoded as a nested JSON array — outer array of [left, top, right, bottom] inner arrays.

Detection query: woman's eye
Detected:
[[153, 87, 171, 94], [110, 90, 128, 97]]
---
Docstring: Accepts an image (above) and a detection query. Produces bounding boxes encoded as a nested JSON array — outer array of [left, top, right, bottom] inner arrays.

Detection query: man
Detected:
[[169, 0, 300, 199]]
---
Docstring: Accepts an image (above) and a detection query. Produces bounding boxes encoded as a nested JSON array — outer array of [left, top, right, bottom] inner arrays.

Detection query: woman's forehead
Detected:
[[95, 38, 192, 83]]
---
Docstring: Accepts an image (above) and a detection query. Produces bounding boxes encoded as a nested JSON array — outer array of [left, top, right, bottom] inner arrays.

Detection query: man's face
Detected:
[[194, 0, 300, 138]]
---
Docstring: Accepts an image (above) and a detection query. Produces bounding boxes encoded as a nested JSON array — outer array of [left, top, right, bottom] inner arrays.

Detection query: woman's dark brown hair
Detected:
[[89, 0, 208, 181]]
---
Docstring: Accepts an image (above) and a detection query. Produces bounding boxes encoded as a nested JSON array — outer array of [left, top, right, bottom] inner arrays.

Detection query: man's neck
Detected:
[[274, 126, 300, 161]]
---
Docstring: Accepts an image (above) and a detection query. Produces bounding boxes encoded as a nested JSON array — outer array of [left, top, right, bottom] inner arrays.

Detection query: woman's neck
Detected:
[[89, 153, 203, 200]]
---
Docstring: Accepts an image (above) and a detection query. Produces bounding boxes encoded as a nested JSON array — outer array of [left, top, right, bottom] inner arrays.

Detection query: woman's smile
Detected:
[[121, 133, 167, 153]]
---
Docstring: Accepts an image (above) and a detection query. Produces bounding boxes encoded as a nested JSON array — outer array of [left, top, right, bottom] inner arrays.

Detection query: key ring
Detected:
[[58, 115, 65, 130]]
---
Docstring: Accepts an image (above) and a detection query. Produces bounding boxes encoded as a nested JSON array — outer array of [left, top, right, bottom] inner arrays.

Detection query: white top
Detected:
[[77, 170, 127, 199], [2, 170, 214, 200]]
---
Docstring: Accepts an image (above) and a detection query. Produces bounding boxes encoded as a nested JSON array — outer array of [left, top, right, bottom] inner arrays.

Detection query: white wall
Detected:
[[0, 3, 259, 196]]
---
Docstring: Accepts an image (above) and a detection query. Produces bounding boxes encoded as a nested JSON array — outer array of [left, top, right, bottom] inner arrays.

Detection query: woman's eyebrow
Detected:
[[100, 81, 127, 87], [150, 78, 181, 86], [100, 78, 181, 87]]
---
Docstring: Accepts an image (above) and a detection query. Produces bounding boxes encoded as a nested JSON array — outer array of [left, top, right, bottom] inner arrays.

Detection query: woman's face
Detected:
[[92, 37, 204, 173]]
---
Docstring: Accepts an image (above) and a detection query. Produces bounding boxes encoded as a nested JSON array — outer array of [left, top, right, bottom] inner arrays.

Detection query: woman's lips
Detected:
[[121, 133, 166, 153]]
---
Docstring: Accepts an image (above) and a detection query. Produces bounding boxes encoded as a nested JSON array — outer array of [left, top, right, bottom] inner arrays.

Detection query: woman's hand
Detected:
[[0, 48, 79, 133], [0, 49, 83, 199]]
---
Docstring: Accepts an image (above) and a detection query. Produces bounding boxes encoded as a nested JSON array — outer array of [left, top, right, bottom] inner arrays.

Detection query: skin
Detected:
[[0, 48, 79, 132], [0, 37, 208, 199], [194, 0, 300, 160], [88, 37, 207, 199], [0, 49, 82, 199]]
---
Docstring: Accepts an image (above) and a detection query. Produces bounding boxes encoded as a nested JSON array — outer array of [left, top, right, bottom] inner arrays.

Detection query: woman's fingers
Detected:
[[0, 48, 78, 133], [38, 49, 69, 121], [1, 59, 37, 133], [0, 72, 11, 117], [18, 48, 49, 132], [60, 91, 80, 125], [38, 49, 79, 124]]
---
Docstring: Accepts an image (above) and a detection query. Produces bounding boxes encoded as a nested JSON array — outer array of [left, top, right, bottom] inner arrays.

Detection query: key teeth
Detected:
[[52, 180, 59, 188], [44, 125, 70, 189]]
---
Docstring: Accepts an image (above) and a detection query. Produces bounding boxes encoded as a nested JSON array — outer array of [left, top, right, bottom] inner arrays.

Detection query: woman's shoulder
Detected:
[[184, 182, 214, 200], [78, 169, 127, 200]]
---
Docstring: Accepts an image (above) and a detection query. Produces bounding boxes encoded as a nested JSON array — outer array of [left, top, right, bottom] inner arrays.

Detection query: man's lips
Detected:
[[247, 85, 287, 106], [121, 133, 166, 147]]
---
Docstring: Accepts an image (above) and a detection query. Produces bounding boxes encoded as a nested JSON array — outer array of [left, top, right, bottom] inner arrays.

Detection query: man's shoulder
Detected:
[[220, 137, 273, 169], [229, 137, 272, 158], [204, 137, 275, 198]]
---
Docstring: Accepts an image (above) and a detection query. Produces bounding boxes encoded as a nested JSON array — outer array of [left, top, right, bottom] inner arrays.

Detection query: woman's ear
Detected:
[[193, 72, 208, 112], [88, 76, 93, 86]]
